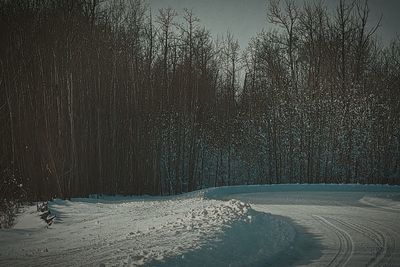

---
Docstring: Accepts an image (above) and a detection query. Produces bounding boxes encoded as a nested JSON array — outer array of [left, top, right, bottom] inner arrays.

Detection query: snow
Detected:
[[0, 191, 294, 266], [13, 205, 44, 230], [1, 184, 399, 266], [203, 183, 400, 199], [360, 196, 400, 211], [218, 184, 400, 266]]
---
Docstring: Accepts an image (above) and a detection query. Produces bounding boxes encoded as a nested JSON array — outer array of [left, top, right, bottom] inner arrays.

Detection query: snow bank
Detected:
[[203, 183, 400, 200], [0, 192, 295, 267], [360, 196, 400, 211], [150, 209, 295, 267]]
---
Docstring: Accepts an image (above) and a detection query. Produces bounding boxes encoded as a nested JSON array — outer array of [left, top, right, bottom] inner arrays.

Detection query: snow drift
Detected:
[[0, 191, 295, 266]]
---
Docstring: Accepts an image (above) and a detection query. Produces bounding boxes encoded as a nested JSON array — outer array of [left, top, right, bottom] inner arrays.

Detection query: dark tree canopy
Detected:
[[0, 0, 399, 201]]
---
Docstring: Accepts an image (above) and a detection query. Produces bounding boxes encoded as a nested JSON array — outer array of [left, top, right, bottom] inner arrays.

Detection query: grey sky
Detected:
[[148, 0, 400, 49]]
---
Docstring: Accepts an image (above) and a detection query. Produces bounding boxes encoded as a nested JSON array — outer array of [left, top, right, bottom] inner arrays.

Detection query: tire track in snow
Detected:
[[313, 215, 354, 267], [363, 218, 398, 267], [328, 217, 391, 267]]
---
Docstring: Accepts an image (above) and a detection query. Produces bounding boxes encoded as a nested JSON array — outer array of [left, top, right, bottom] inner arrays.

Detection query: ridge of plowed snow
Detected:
[[0, 194, 295, 266], [202, 184, 400, 200]]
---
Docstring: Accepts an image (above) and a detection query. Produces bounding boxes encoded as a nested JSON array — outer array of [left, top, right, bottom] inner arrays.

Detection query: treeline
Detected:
[[240, 0, 400, 185], [0, 0, 399, 200]]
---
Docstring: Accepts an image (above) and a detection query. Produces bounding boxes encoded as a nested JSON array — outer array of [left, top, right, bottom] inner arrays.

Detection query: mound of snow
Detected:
[[0, 193, 295, 267], [151, 209, 295, 267]]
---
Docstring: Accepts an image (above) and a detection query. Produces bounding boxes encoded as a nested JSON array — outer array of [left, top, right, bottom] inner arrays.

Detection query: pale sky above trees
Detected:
[[149, 0, 400, 49]]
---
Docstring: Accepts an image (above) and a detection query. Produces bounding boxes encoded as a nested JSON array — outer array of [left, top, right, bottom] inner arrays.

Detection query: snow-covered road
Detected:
[[219, 186, 400, 266], [1, 184, 399, 266]]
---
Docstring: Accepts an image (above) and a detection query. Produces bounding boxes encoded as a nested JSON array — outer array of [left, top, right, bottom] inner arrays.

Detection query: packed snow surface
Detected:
[[1, 184, 400, 266], [216, 184, 400, 266], [0, 190, 294, 266]]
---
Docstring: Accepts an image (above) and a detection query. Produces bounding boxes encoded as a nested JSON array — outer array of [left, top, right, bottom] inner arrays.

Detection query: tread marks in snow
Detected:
[[312, 215, 354, 267]]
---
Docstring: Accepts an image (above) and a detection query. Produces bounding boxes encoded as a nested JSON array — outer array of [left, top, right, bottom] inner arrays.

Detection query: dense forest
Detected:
[[1, 0, 399, 202]]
